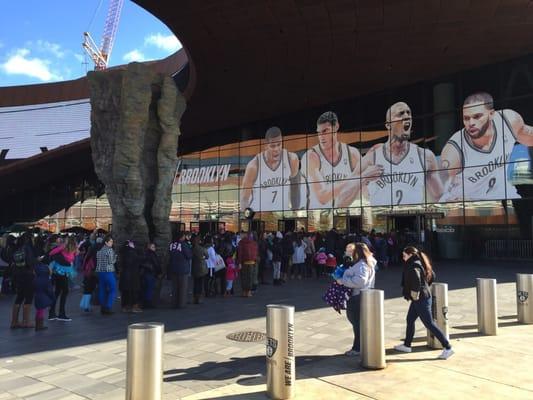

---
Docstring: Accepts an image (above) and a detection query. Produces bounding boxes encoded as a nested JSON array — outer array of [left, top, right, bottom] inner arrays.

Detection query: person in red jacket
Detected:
[[237, 232, 258, 297]]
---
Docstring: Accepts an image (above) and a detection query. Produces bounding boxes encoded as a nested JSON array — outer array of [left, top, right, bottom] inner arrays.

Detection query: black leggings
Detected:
[[14, 271, 34, 305], [15, 282, 34, 305], [51, 275, 69, 316]]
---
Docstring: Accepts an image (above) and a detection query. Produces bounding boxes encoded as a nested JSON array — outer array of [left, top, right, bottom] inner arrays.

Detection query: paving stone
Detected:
[[8, 381, 56, 397], [25, 388, 72, 400]]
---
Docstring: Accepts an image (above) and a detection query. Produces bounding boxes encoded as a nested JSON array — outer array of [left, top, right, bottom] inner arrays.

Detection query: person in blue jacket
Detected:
[[168, 232, 192, 308], [34, 262, 55, 331]]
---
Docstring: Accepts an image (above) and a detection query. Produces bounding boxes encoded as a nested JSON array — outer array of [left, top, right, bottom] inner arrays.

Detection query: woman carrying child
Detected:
[[336, 242, 377, 357]]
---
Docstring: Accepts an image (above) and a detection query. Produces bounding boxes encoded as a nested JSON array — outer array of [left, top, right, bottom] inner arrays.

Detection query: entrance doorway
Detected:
[[239, 219, 265, 234], [278, 218, 307, 233], [333, 216, 361, 234], [387, 215, 424, 244], [348, 216, 362, 234], [198, 220, 224, 235]]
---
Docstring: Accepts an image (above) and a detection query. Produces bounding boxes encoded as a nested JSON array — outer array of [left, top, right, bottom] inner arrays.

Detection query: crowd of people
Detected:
[[0, 226, 452, 361]]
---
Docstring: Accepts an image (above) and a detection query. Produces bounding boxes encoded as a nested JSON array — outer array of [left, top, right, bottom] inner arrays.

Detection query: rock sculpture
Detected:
[[88, 62, 185, 266]]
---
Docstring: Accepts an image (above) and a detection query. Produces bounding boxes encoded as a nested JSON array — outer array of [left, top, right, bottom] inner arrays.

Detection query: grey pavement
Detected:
[[0, 260, 532, 399]]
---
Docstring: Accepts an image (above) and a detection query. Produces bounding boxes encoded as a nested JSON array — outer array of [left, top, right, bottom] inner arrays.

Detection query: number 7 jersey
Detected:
[[249, 149, 292, 211], [445, 111, 519, 201], [366, 143, 426, 206]]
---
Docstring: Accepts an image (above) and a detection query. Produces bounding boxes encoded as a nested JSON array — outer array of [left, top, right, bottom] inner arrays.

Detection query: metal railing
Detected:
[[485, 240, 533, 259]]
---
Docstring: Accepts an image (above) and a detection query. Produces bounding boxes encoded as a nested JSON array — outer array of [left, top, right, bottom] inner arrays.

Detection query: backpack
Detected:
[[13, 248, 26, 268]]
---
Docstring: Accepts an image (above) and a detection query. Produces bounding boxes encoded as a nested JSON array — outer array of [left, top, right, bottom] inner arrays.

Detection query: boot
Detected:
[[35, 316, 48, 331], [21, 305, 35, 328], [10, 304, 21, 329]]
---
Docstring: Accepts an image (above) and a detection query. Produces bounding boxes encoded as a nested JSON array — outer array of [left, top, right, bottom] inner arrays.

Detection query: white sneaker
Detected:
[[344, 349, 360, 356], [438, 348, 454, 360], [394, 344, 412, 353]]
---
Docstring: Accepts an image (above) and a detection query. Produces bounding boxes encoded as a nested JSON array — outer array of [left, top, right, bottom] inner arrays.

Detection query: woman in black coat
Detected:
[[140, 243, 162, 308], [118, 241, 142, 313], [394, 246, 454, 360]]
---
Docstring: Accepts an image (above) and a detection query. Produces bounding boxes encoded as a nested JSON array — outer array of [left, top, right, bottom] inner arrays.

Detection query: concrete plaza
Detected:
[[0, 260, 532, 399]]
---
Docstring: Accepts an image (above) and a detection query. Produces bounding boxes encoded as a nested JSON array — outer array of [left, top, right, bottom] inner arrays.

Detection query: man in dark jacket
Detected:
[[168, 232, 192, 308]]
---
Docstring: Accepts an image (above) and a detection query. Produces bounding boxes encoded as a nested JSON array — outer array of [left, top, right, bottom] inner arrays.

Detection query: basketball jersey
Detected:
[[249, 149, 292, 211], [301, 142, 355, 209], [446, 111, 519, 200], [367, 143, 426, 206]]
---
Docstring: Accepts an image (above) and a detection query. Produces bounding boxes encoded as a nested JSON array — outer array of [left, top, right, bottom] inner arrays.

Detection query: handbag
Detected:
[[213, 254, 226, 272]]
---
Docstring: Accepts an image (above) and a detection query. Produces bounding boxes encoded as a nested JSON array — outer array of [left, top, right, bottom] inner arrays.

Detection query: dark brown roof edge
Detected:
[[0, 50, 188, 108], [0, 138, 91, 178]]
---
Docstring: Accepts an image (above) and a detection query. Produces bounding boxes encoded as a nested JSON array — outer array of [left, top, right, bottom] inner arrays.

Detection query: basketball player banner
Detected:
[[173, 93, 533, 213]]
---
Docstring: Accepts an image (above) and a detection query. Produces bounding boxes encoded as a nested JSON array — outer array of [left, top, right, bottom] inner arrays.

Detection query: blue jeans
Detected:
[[98, 272, 116, 310], [346, 295, 361, 352], [404, 296, 450, 348], [143, 274, 156, 303]]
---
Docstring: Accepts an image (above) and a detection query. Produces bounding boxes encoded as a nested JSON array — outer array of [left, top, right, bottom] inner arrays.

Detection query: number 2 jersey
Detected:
[[249, 149, 293, 211], [444, 111, 519, 201], [367, 143, 426, 206]]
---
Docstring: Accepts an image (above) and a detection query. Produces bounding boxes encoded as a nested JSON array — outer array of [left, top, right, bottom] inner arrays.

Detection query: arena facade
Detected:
[[1, 1, 533, 260]]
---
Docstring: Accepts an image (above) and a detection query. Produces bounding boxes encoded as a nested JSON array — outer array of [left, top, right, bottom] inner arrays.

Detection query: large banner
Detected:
[[174, 92, 533, 212]]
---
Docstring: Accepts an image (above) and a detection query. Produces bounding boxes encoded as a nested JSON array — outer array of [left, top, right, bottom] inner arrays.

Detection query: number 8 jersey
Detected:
[[445, 111, 519, 200], [250, 149, 292, 211]]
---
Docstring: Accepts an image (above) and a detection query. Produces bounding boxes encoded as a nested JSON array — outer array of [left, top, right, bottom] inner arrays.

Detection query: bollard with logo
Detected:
[[516, 273, 533, 324], [427, 283, 449, 349], [126, 322, 164, 400], [476, 278, 498, 335], [266, 305, 295, 400]]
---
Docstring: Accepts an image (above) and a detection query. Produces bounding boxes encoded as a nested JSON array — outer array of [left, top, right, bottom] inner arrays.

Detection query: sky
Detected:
[[0, 0, 182, 87]]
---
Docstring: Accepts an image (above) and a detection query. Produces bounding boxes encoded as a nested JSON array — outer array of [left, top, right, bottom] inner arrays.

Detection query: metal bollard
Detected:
[[360, 289, 386, 369], [517, 274, 533, 324], [427, 283, 449, 349], [126, 323, 165, 400], [476, 278, 498, 335], [266, 305, 295, 400]]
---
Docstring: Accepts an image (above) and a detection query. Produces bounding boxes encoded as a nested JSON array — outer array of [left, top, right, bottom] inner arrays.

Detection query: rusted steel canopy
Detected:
[[133, 0, 533, 144]]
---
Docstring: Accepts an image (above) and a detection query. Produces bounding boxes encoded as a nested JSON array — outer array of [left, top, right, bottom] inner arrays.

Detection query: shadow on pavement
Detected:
[[163, 354, 364, 383], [0, 260, 530, 359]]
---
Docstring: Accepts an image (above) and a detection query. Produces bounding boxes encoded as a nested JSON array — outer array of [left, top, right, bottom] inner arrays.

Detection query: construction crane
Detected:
[[82, 0, 125, 70]]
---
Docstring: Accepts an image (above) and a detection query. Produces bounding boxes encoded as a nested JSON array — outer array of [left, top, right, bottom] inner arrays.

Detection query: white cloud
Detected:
[[1, 48, 63, 81], [123, 49, 146, 62], [73, 53, 84, 63], [144, 33, 181, 52], [33, 40, 65, 58]]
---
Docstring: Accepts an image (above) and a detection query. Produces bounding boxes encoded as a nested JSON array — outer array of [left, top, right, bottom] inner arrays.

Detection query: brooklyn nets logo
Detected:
[[442, 306, 449, 320], [518, 291, 529, 304], [266, 337, 278, 358]]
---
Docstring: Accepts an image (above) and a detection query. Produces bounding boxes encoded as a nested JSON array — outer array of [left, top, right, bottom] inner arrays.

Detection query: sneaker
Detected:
[[57, 315, 72, 321], [438, 348, 454, 360], [48, 313, 57, 321], [344, 349, 360, 356], [394, 344, 412, 353]]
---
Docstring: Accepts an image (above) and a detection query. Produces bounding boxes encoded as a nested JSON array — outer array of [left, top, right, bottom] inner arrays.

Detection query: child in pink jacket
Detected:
[[225, 255, 237, 297], [315, 247, 327, 278]]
